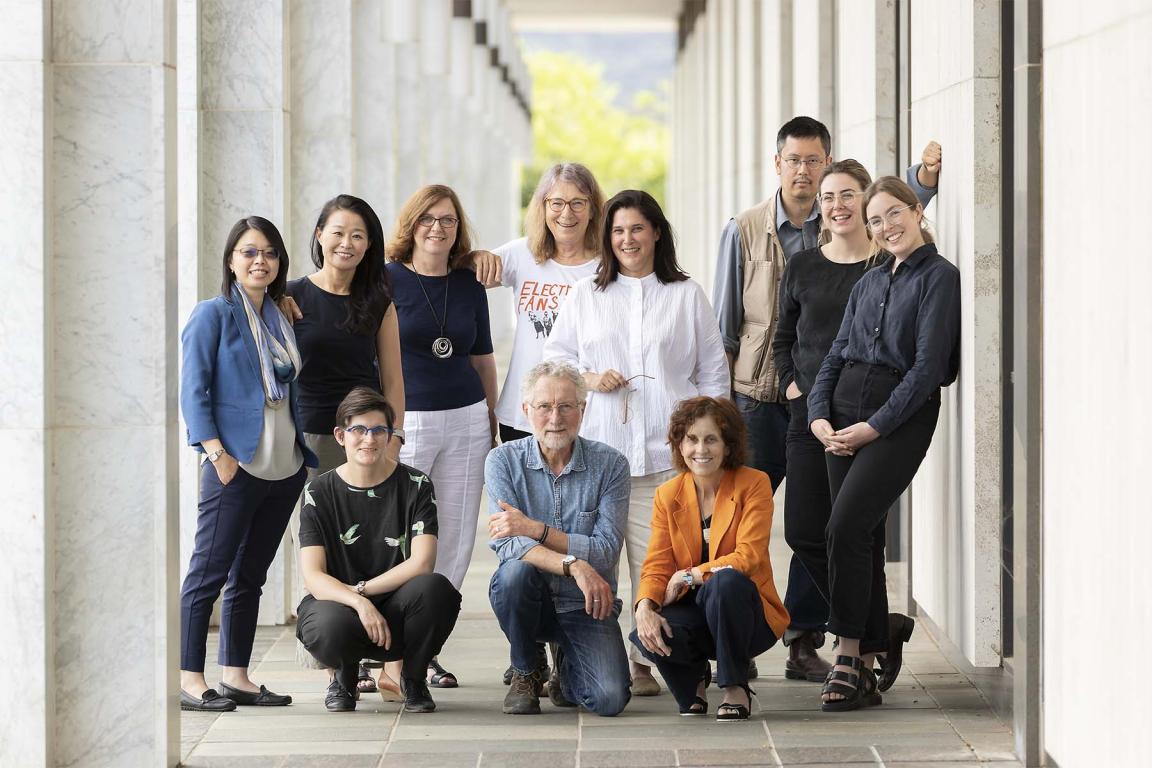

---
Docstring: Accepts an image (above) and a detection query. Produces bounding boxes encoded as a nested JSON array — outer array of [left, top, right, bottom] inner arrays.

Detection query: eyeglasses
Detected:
[[545, 197, 589, 213], [620, 374, 655, 424], [866, 205, 916, 230], [529, 401, 582, 416], [781, 156, 826, 170], [416, 214, 459, 229], [233, 247, 280, 260], [818, 190, 860, 207], [342, 425, 395, 439]]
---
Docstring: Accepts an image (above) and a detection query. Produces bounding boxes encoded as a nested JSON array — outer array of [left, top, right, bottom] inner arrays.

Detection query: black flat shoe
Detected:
[[325, 678, 356, 712], [401, 676, 436, 713], [180, 688, 236, 712], [876, 613, 915, 692], [219, 682, 292, 706]]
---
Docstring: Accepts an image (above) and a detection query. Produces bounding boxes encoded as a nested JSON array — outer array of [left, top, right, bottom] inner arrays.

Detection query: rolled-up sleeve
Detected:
[[485, 449, 538, 563], [711, 220, 745, 355], [564, 453, 630, 571], [905, 163, 937, 208]]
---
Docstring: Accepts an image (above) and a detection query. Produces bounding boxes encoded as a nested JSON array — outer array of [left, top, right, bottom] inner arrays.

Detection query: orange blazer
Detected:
[[635, 466, 789, 639]]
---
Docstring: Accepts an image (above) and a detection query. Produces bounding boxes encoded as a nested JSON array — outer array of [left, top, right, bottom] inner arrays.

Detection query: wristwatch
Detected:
[[562, 555, 577, 577], [207, 448, 226, 463], [681, 571, 695, 588], [355, 580, 367, 596], [391, 428, 406, 445]]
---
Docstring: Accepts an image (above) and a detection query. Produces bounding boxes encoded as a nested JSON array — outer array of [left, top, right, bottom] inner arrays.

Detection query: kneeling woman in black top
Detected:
[[807, 176, 960, 712], [296, 387, 461, 713]]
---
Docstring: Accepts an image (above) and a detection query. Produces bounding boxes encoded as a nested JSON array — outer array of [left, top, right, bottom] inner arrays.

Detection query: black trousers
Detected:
[[629, 569, 777, 713], [783, 394, 834, 616], [296, 573, 461, 692], [824, 362, 940, 653]]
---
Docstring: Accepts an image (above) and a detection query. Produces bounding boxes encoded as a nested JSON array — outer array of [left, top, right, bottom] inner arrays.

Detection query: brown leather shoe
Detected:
[[503, 669, 543, 714], [784, 631, 832, 682]]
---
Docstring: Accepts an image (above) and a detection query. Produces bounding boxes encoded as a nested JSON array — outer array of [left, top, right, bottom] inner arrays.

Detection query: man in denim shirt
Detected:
[[487, 361, 632, 716]]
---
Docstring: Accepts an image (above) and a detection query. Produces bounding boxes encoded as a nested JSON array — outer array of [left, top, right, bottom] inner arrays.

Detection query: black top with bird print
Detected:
[[298, 463, 439, 586]]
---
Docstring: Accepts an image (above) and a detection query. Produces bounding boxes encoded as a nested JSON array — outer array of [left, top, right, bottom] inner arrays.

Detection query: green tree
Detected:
[[524, 51, 669, 211]]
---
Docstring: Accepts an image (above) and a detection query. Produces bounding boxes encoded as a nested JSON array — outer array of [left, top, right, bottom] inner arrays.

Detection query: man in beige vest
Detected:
[[712, 116, 940, 683]]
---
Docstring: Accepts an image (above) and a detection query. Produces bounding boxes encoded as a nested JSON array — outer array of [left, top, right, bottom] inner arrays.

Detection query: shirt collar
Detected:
[[524, 435, 586, 476], [775, 188, 820, 231], [896, 242, 938, 272]]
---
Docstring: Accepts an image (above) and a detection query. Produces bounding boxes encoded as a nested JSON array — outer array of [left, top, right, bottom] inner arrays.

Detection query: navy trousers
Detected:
[[180, 461, 306, 672]]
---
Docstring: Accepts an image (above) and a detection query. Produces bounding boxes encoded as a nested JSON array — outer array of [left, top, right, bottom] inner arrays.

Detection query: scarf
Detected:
[[232, 283, 301, 405]]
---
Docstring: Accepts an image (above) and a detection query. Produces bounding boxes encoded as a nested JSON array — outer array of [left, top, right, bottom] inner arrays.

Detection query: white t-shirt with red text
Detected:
[[492, 237, 600, 431]]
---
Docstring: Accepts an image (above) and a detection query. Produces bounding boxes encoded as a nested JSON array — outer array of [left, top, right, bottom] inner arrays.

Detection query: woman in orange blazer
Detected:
[[632, 397, 788, 721]]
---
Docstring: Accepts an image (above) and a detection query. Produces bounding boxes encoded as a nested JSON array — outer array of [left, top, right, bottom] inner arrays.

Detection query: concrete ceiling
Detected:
[[504, 0, 681, 32]]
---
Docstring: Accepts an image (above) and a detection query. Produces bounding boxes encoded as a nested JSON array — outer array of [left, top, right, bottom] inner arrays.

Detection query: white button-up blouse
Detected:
[[543, 273, 731, 476]]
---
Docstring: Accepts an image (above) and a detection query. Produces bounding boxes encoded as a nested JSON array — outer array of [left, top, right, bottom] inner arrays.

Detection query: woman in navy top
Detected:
[[806, 176, 961, 712], [179, 216, 318, 711], [385, 184, 497, 688]]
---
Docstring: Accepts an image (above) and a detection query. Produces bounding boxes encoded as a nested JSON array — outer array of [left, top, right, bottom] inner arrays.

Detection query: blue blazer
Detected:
[[180, 295, 318, 467]]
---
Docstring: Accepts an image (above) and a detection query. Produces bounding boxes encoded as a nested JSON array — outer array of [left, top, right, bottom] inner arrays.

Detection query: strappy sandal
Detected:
[[427, 658, 459, 688], [821, 654, 865, 712], [875, 613, 915, 692], [356, 663, 377, 694], [679, 665, 711, 716], [716, 683, 755, 722]]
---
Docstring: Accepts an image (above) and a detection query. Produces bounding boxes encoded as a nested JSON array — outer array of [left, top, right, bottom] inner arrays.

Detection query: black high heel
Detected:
[[876, 613, 915, 692]]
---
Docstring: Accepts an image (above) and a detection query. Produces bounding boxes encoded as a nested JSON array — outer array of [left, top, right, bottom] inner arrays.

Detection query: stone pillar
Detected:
[[0, 0, 180, 765], [733, 0, 760, 213], [389, 0, 426, 197], [354, 0, 398, 221], [193, 0, 293, 625], [834, 0, 897, 175], [791, 0, 834, 130], [760, 0, 792, 197]]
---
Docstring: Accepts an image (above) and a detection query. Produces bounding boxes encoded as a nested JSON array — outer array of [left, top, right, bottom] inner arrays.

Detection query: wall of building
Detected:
[[1042, 2, 1152, 765]]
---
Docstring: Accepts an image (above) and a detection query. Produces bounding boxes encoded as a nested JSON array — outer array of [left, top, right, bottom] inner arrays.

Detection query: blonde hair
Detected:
[[817, 159, 882, 268], [386, 184, 475, 269], [524, 164, 605, 264], [862, 175, 935, 255]]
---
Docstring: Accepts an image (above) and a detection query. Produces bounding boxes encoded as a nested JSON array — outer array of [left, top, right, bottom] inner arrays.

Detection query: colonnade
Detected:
[[0, 1, 529, 765]]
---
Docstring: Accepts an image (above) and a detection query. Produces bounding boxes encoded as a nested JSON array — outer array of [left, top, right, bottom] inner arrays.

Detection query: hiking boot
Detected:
[[784, 630, 832, 682], [503, 669, 543, 715], [547, 642, 576, 708]]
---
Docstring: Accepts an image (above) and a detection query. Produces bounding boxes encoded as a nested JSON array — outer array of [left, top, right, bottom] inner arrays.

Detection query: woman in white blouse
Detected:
[[544, 189, 730, 695]]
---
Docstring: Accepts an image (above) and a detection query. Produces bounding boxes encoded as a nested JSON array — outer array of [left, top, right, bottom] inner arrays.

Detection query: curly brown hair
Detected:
[[385, 184, 475, 269], [666, 396, 747, 473]]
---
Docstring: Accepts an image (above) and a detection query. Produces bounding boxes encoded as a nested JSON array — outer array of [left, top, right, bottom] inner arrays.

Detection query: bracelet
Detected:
[[537, 524, 550, 544]]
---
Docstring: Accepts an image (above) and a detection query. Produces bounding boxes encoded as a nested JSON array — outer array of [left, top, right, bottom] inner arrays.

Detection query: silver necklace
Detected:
[[412, 266, 452, 358]]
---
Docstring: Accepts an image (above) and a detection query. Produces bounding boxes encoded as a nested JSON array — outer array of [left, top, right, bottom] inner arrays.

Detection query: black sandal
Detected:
[[427, 658, 459, 689], [716, 683, 755, 722], [679, 665, 711, 716], [356, 663, 377, 694], [821, 655, 866, 712], [861, 666, 883, 707], [876, 613, 915, 692]]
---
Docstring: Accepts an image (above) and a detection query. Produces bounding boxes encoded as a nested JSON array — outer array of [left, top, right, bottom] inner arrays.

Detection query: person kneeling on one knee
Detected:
[[296, 387, 461, 714], [487, 361, 633, 716], [632, 396, 789, 721]]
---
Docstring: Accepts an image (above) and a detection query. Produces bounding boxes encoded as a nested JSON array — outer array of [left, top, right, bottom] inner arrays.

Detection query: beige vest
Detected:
[[731, 197, 787, 402]]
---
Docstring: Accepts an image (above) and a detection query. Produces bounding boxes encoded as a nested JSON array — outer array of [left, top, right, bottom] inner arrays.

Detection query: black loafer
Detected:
[[180, 687, 236, 712], [876, 613, 915, 692], [219, 682, 292, 706], [401, 676, 436, 713], [325, 678, 356, 712]]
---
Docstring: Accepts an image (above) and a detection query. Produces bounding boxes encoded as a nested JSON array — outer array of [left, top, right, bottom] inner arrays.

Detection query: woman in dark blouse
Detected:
[[297, 387, 460, 714], [773, 159, 877, 683], [806, 176, 961, 712], [385, 184, 497, 688]]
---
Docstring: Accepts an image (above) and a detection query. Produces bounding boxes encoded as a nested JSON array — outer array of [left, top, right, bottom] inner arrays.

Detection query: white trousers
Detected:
[[624, 469, 679, 665], [400, 400, 491, 591]]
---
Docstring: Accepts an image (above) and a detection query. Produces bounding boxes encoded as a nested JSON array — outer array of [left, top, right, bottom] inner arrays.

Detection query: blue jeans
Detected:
[[734, 392, 827, 636], [629, 569, 777, 713], [489, 560, 631, 716]]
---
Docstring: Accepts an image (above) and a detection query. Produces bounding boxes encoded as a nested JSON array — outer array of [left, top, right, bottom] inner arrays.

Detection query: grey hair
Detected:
[[520, 361, 588, 404]]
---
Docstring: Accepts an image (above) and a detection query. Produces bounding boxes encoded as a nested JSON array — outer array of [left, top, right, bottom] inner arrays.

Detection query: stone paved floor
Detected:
[[181, 489, 1021, 768]]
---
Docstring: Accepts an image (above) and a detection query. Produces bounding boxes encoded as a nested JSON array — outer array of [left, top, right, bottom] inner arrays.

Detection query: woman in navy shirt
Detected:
[[807, 176, 961, 712], [385, 184, 497, 688]]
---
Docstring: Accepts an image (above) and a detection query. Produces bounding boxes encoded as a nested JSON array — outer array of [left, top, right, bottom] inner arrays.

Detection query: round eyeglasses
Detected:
[[545, 197, 589, 214]]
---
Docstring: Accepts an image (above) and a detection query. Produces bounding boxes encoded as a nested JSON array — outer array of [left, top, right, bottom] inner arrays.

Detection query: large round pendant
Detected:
[[432, 337, 453, 358]]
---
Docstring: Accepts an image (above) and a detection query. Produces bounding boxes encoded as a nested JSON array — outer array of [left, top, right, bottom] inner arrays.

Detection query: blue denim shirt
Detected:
[[486, 436, 631, 614]]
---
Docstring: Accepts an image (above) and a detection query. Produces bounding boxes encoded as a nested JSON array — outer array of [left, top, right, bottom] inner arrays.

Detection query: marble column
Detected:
[[0, 0, 180, 765], [389, 0, 427, 199], [834, 0, 898, 175], [733, 0, 760, 213], [759, 0, 792, 198], [791, 0, 836, 130], [192, 0, 293, 626]]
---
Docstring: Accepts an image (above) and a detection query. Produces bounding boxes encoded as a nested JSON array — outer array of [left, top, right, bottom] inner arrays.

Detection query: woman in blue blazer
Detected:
[[179, 216, 318, 712]]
